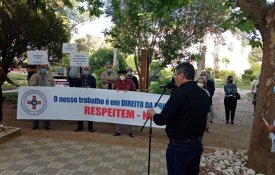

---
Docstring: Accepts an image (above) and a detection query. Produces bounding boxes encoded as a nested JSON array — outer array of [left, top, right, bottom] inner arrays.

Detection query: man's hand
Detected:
[[267, 125, 275, 132], [147, 109, 155, 119]]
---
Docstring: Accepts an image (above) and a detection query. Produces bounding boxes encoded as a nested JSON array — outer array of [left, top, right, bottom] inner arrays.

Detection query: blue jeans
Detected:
[[33, 120, 50, 128], [166, 139, 203, 175]]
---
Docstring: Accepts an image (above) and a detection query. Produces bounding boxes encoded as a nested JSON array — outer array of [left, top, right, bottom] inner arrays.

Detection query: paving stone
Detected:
[[0, 136, 167, 174]]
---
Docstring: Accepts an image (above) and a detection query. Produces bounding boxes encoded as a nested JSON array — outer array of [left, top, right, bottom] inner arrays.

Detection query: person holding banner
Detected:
[[29, 64, 55, 130], [0, 66, 19, 125], [146, 62, 210, 175], [74, 66, 96, 132], [67, 66, 81, 88], [113, 70, 136, 137], [101, 62, 118, 89]]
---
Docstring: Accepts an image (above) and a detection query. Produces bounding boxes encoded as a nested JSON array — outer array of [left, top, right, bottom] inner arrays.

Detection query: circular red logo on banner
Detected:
[[21, 90, 47, 116]]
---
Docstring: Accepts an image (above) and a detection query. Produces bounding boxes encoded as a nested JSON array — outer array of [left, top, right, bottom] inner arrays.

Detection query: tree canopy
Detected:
[[105, 0, 229, 77], [0, 0, 104, 72]]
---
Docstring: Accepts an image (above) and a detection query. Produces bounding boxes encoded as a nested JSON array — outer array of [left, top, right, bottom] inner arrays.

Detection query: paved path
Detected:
[[0, 136, 166, 175]]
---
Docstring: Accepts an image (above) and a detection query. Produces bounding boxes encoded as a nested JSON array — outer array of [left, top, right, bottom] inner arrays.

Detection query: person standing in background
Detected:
[[101, 62, 118, 89], [29, 64, 55, 130], [224, 76, 238, 124], [67, 66, 81, 88], [26, 64, 37, 82], [113, 70, 136, 137], [252, 75, 260, 112], [200, 70, 215, 123], [74, 66, 96, 132], [126, 67, 139, 89], [197, 77, 211, 133]]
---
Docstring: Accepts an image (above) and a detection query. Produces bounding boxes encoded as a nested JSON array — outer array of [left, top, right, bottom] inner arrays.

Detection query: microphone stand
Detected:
[[140, 87, 167, 175]]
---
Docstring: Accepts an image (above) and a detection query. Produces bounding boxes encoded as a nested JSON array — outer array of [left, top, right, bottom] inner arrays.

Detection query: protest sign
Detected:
[[70, 53, 89, 67], [17, 86, 169, 128], [62, 43, 77, 53], [27, 51, 48, 65]]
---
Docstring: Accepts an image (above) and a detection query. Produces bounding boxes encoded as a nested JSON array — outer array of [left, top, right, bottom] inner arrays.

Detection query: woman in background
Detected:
[[197, 77, 211, 133], [224, 76, 238, 124]]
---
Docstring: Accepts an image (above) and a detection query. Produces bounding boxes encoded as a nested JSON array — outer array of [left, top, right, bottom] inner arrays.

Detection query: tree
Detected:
[[222, 57, 230, 69], [0, 0, 104, 72], [0, 0, 70, 72], [89, 48, 127, 71], [105, 0, 228, 79], [235, 0, 275, 174], [45, 0, 104, 33], [248, 46, 263, 63], [75, 34, 106, 53]]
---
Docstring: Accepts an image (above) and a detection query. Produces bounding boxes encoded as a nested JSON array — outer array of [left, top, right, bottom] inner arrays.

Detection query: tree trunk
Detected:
[[197, 45, 207, 74], [113, 48, 119, 70], [247, 7, 275, 175]]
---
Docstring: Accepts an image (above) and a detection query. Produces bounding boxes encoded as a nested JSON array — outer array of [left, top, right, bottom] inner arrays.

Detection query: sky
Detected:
[[71, 0, 275, 41], [72, 15, 112, 41]]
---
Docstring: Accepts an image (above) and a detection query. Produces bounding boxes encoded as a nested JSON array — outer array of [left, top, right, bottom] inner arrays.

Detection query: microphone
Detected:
[[159, 82, 175, 89]]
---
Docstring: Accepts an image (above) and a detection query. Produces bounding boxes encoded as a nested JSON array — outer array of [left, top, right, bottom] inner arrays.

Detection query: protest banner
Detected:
[[62, 43, 77, 53], [17, 86, 169, 128], [27, 51, 48, 65], [70, 53, 89, 67]]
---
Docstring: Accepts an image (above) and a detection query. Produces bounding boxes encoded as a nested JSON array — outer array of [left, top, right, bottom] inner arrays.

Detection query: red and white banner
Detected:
[[17, 86, 169, 128]]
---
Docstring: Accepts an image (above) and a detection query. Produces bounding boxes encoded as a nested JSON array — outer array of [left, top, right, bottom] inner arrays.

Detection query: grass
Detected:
[[3, 92, 18, 104], [2, 73, 28, 91]]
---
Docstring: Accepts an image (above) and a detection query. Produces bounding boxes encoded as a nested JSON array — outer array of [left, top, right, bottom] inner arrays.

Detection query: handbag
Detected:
[[235, 92, 241, 100]]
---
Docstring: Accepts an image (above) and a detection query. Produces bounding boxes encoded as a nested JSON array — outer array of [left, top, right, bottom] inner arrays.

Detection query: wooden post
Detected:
[[140, 49, 148, 92]]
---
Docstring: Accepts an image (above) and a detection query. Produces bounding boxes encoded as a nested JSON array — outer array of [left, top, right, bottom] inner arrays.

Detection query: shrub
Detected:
[[213, 69, 237, 81], [3, 92, 18, 104], [148, 69, 173, 94]]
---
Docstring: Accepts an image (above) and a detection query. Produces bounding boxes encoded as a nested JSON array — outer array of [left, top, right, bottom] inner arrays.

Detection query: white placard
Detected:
[[62, 43, 77, 53], [17, 86, 170, 128], [27, 51, 48, 65], [70, 53, 89, 67]]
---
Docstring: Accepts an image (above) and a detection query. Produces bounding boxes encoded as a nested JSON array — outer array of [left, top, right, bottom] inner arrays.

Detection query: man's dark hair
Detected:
[[175, 62, 195, 80]]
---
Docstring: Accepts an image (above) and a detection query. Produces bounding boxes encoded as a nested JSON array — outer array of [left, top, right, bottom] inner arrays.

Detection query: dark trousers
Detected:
[[33, 120, 50, 128], [166, 140, 203, 175], [77, 121, 93, 130], [224, 97, 237, 122], [0, 87, 2, 122], [68, 77, 81, 87]]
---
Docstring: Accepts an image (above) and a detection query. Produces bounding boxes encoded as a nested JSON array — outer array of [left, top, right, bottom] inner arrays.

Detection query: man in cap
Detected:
[[100, 62, 118, 89], [113, 70, 136, 137]]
